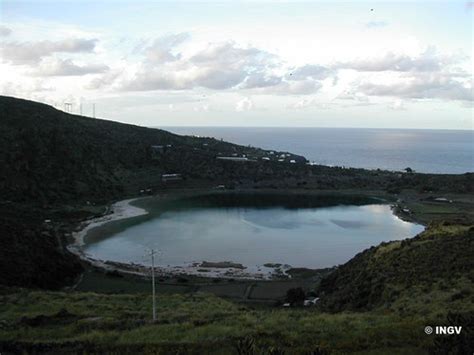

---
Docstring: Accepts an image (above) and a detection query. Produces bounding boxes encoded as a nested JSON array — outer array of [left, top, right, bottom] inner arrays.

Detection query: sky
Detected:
[[0, 0, 472, 129]]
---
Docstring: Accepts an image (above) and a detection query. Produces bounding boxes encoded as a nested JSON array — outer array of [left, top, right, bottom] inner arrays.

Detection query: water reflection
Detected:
[[84, 204, 424, 269]]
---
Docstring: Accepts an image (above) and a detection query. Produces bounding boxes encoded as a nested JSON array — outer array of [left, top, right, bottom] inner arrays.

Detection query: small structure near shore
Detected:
[[161, 173, 182, 182], [217, 156, 249, 162]]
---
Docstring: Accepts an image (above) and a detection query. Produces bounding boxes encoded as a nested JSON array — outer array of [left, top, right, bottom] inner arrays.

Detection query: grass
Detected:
[[75, 270, 194, 294], [0, 288, 440, 354]]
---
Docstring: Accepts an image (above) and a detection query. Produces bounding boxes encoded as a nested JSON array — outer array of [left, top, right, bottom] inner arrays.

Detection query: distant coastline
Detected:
[[163, 126, 474, 174]]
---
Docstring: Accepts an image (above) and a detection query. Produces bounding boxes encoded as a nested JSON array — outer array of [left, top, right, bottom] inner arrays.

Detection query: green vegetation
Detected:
[[0, 288, 439, 354], [318, 223, 474, 315]]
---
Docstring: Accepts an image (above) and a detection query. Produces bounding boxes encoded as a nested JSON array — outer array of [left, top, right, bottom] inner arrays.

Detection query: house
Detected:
[[217, 157, 249, 162], [434, 197, 453, 203], [162, 173, 182, 182]]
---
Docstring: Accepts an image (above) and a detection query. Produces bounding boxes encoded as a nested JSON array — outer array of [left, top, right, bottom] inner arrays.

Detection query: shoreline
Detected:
[[67, 190, 426, 281], [68, 195, 285, 280], [69, 197, 150, 248]]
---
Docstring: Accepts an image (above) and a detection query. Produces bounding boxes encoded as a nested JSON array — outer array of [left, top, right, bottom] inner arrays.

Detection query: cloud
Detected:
[[254, 79, 323, 95], [286, 64, 335, 81], [365, 21, 388, 28], [358, 72, 473, 102], [235, 97, 253, 112], [0, 38, 97, 65], [121, 40, 281, 92], [336, 48, 443, 72], [335, 46, 472, 104], [286, 96, 318, 109], [118, 38, 334, 96], [337, 90, 370, 103], [193, 103, 210, 112], [32, 58, 109, 76], [0, 80, 54, 96], [388, 99, 406, 110], [242, 72, 281, 89], [145, 32, 190, 63], [86, 69, 123, 90], [0, 25, 12, 37]]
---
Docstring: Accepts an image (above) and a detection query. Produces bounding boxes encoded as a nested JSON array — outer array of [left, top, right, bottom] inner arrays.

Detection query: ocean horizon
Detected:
[[163, 126, 473, 175]]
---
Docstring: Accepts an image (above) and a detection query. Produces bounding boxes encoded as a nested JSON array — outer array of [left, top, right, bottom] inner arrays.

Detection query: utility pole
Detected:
[[92, 103, 96, 118], [150, 249, 157, 322], [64, 102, 72, 113]]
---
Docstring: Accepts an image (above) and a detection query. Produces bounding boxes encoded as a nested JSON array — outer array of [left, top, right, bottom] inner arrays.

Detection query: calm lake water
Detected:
[[83, 204, 423, 270], [164, 127, 473, 174]]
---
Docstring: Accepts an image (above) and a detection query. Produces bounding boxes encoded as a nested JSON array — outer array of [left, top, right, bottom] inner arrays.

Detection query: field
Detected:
[[0, 288, 434, 354]]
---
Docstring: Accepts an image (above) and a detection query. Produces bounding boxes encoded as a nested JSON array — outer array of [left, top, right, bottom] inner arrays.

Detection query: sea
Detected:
[[164, 127, 473, 174]]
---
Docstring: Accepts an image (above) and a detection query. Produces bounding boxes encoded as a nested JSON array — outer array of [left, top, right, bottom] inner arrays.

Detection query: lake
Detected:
[[83, 195, 424, 273]]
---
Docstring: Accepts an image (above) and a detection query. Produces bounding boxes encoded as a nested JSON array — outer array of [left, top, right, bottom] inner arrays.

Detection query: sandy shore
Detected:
[[70, 197, 149, 248]]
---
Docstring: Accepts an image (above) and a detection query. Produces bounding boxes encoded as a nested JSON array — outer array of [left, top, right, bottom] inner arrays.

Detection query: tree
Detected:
[[286, 287, 306, 305]]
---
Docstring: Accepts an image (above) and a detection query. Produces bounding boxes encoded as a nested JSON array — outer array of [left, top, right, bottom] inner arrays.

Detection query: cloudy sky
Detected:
[[0, 0, 472, 129]]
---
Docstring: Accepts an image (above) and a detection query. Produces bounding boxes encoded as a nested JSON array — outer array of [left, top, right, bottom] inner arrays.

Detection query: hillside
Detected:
[[0, 96, 473, 353], [317, 223, 474, 314], [1, 96, 472, 208], [0, 96, 307, 206], [0, 95, 473, 290]]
